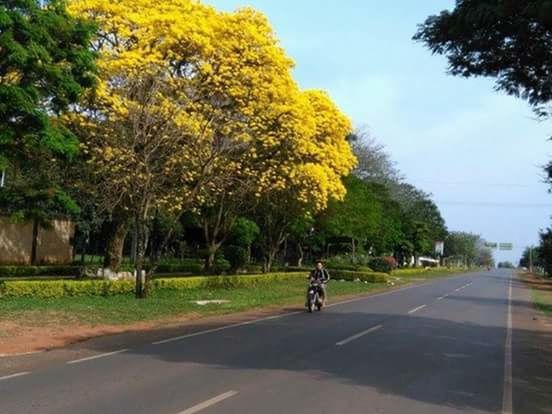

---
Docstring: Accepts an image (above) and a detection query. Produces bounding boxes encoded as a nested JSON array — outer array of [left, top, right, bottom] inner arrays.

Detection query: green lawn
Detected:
[[0, 278, 392, 326], [533, 289, 552, 317]]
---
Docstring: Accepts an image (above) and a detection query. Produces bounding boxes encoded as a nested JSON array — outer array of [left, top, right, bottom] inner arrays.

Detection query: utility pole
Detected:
[[529, 246, 533, 274]]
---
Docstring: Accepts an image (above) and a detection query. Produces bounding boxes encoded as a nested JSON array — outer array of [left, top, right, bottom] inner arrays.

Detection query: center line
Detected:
[[336, 325, 383, 346], [408, 304, 427, 314], [67, 349, 128, 365], [437, 294, 449, 301], [0, 372, 30, 382], [177, 390, 238, 414]]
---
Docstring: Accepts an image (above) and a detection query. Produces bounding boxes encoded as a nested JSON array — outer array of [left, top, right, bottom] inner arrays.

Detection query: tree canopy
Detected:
[[0, 0, 96, 217], [414, 0, 552, 109]]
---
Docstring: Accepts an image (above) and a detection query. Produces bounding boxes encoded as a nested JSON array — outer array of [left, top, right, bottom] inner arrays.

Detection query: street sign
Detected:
[[484, 242, 498, 249], [499, 243, 513, 251]]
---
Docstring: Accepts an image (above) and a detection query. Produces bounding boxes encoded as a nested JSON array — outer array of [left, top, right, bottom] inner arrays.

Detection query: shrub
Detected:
[[0, 280, 135, 298], [329, 269, 388, 283], [224, 245, 248, 272], [0, 265, 81, 278], [368, 257, 395, 274], [0, 272, 308, 299]]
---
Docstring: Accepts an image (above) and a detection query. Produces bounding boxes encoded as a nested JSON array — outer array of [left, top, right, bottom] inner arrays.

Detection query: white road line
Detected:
[[177, 390, 238, 414], [67, 349, 128, 365], [336, 325, 383, 346], [0, 372, 30, 382], [437, 294, 449, 301], [502, 279, 513, 414], [408, 304, 427, 314], [153, 313, 302, 345], [154, 282, 428, 345]]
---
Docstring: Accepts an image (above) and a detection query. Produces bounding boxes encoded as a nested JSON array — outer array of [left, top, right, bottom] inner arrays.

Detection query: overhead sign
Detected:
[[484, 242, 498, 249], [499, 243, 513, 251]]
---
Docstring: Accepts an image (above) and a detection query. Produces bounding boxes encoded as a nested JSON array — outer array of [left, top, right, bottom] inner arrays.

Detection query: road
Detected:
[[0, 269, 550, 414]]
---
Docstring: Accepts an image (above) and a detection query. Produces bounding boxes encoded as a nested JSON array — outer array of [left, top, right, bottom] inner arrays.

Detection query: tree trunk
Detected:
[[263, 246, 279, 273], [351, 238, 356, 262], [134, 217, 148, 298], [204, 243, 219, 273], [103, 218, 129, 271], [130, 225, 138, 264], [30, 218, 39, 265], [297, 242, 304, 267]]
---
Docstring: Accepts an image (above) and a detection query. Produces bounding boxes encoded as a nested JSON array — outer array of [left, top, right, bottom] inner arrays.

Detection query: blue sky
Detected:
[[207, 0, 552, 263]]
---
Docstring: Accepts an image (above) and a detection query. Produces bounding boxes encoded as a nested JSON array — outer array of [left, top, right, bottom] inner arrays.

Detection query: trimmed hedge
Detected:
[[0, 280, 135, 298], [0, 272, 308, 299], [392, 267, 463, 277], [0, 268, 391, 299], [330, 270, 388, 283], [0, 265, 80, 278]]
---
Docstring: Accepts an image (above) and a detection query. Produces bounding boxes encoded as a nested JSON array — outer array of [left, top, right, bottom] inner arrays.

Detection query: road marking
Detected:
[[0, 372, 30, 382], [177, 390, 238, 414], [502, 279, 513, 414], [153, 313, 302, 345], [437, 294, 449, 301], [67, 349, 128, 365], [336, 325, 383, 346], [154, 276, 471, 346], [154, 283, 429, 345], [408, 304, 427, 314]]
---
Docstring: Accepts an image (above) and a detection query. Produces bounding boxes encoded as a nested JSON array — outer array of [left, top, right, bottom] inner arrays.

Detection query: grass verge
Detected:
[[0, 278, 393, 326]]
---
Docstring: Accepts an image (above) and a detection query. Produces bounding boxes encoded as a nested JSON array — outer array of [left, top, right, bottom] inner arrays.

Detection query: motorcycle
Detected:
[[306, 279, 326, 313]]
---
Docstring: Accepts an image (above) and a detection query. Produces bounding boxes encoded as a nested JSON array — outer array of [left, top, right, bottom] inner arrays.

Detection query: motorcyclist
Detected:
[[307, 260, 330, 305]]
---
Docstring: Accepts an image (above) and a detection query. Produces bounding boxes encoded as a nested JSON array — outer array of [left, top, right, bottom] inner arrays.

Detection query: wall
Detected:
[[0, 217, 75, 265]]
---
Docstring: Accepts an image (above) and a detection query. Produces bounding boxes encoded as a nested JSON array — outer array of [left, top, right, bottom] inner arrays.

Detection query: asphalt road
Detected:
[[0, 269, 549, 414]]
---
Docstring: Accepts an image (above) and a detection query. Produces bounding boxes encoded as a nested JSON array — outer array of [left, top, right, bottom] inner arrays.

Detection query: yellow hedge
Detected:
[[0, 273, 308, 299]]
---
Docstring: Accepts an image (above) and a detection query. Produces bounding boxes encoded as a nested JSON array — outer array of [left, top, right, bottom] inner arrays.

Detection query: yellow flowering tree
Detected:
[[67, 0, 339, 294], [256, 90, 357, 271]]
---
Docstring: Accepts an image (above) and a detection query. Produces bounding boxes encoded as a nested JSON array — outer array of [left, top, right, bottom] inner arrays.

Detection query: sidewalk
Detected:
[[512, 274, 552, 414]]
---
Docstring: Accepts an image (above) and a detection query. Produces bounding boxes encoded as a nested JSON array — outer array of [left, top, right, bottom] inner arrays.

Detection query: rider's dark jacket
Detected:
[[310, 268, 330, 282]]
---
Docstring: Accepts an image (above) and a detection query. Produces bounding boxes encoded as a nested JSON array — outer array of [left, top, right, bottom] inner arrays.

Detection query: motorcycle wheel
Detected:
[[308, 301, 314, 313]]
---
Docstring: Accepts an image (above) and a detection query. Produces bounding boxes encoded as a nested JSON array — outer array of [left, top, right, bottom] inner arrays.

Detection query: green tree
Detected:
[[475, 247, 495, 267], [319, 176, 383, 261], [539, 228, 552, 276], [414, 1, 552, 109], [227, 217, 260, 264], [444, 231, 480, 267], [0, 0, 95, 212], [415, 1, 552, 189]]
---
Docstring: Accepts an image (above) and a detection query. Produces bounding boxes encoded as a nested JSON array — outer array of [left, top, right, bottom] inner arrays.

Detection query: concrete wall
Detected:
[[0, 217, 75, 265]]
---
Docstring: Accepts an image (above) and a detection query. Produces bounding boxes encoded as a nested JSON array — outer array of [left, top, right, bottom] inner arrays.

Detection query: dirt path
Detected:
[[512, 273, 552, 414]]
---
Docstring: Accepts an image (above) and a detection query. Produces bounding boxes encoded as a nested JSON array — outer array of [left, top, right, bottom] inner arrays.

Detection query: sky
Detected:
[[207, 0, 552, 263]]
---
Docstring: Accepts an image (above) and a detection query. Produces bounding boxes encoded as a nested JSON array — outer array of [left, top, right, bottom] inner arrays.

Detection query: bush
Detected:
[[368, 257, 395, 274], [0, 272, 308, 299], [329, 270, 388, 283], [0, 265, 81, 278], [0, 280, 135, 298], [224, 245, 248, 272]]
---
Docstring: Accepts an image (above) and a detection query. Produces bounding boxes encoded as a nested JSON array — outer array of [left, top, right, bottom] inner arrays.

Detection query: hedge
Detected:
[[0, 280, 135, 298], [0, 272, 308, 299], [329, 270, 389, 283], [392, 267, 463, 277], [0, 265, 81, 278]]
